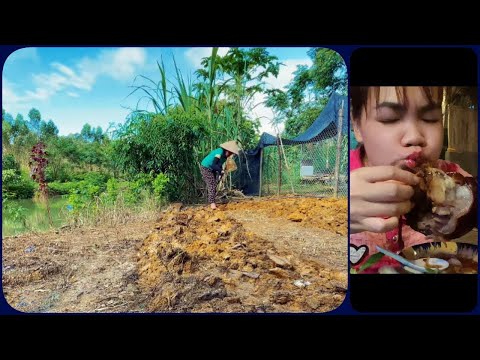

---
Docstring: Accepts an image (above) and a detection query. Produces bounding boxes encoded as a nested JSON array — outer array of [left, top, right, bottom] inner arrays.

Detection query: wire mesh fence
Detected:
[[231, 93, 348, 198], [260, 134, 348, 198]]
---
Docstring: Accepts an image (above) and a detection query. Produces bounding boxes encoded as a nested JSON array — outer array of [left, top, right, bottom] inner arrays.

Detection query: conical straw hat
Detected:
[[220, 140, 239, 155]]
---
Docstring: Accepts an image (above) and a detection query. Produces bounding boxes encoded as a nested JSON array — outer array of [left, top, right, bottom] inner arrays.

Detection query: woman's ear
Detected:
[[352, 119, 363, 144]]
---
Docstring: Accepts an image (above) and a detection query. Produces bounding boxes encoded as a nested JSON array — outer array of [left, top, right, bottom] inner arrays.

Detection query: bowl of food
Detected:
[[400, 241, 478, 274]]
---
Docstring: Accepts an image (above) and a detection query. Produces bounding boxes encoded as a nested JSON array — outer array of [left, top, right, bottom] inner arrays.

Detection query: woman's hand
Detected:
[[350, 166, 419, 234]]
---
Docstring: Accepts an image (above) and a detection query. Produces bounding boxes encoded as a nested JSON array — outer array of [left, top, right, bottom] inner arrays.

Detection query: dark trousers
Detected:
[[200, 166, 217, 204]]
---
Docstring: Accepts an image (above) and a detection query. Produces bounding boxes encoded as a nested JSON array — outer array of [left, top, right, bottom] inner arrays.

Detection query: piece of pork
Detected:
[[405, 162, 477, 240]]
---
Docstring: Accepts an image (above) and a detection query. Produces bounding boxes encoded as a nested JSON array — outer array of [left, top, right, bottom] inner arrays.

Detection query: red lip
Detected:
[[401, 151, 422, 169], [394, 152, 423, 169], [406, 152, 421, 161]]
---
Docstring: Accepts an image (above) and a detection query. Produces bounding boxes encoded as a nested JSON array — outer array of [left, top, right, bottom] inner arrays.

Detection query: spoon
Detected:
[[375, 245, 433, 274]]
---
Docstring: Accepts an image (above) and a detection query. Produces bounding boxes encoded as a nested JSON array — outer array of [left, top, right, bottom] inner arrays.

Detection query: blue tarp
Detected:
[[247, 92, 348, 155], [235, 92, 348, 195]]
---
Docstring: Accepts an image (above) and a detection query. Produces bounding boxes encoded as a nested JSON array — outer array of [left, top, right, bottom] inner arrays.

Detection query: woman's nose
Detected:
[[401, 120, 426, 147]]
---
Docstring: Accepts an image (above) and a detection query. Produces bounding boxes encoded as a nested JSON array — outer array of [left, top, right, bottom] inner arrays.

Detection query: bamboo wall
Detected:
[[445, 104, 478, 176], [447, 105, 478, 153]]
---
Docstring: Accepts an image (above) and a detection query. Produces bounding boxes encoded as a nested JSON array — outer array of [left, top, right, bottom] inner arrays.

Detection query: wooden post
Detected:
[[258, 147, 263, 197], [277, 135, 282, 196], [278, 133, 289, 170], [277, 132, 295, 194], [333, 100, 344, 198]]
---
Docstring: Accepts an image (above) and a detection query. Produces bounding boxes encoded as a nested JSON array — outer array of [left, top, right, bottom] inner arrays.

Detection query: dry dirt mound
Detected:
[[137, 201, 347, 313], [2, 198, 347, 313], [224, 197, 347, 235]]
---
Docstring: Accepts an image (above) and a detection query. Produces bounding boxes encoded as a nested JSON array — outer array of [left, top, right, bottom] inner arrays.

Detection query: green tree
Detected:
[[265, 48, 346, 138], [283, 104, 324, 138], [9, 114, 37, 165], [219, 48, 281, 131], [93, 126, 104, 142], [3, 109, 14, 123], [2, 154, 20, 173], [28, 108, 42, 133], [15, 113, 25, 125], [81, 123, 93, 142], [112, 108, 204, 202], [2, 118, 13, 151], [40, 120, 59, 139], [306, 48, 347, 97], [264, 89, 291, 130], [284, 48, 347, 104], [10, 114, 28, 138]]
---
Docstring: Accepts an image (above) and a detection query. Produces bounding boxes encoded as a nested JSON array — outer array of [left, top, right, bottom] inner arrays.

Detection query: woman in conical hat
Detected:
[[200, 140, 239, 210]]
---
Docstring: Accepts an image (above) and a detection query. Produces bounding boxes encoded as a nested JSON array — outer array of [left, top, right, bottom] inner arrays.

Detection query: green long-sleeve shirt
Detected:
[[201, 148, 226, 173]]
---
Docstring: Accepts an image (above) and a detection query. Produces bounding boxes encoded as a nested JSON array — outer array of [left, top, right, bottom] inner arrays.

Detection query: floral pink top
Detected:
[[349, 147, 471, 270]]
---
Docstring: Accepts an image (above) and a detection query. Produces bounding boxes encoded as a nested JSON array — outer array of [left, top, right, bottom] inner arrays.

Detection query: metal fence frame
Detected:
[[259, 133, 348, 198]]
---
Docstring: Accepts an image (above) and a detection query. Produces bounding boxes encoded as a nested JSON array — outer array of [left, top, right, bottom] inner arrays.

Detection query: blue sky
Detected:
[[2, 47, 317, 136]]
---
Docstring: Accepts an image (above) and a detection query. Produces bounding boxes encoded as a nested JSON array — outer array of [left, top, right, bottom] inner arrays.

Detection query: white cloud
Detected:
[[248, 57, 311, 135], [3, 47, 147, 108], [97, 47, 147, 81], [66, 91, 79, 98], [24, 87, 51, 101], [51, 62, 94, 90], [53, 62, 76, 77], [184, 47, 230, 69], [2, 80, 23, 106]]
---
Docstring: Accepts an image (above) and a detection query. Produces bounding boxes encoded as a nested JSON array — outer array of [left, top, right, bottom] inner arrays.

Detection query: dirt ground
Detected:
[[2, 196, 348, 313]]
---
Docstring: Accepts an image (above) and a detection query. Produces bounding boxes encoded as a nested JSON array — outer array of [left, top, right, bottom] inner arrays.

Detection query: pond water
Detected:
[[2, 196, 70, 237]]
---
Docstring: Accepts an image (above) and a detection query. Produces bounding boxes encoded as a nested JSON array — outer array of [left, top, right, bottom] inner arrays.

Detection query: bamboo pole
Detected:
[[258, 148, 263, 197], [277, 132, 295, 194], [278, 133, 289, 170], [333, 100, 344, 198], [277, 128, 295, 194]]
